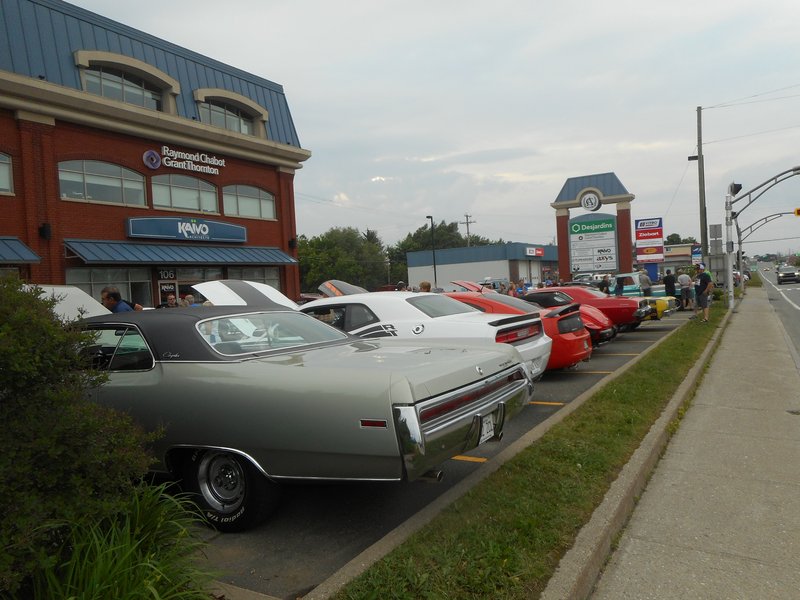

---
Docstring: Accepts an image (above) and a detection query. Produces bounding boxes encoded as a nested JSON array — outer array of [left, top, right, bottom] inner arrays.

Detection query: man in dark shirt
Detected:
[[100, 288, 133, 313], [662, 269, 677, 300], [693, 264, 714, 322]]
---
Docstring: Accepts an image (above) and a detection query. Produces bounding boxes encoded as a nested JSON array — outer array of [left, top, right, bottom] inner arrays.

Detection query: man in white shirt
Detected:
[[677, 269, 693, 311]]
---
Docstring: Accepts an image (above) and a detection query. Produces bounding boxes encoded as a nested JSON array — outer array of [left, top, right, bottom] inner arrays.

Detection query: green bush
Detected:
[[27, 483, 215, 600], [0, 277, 154, 594]]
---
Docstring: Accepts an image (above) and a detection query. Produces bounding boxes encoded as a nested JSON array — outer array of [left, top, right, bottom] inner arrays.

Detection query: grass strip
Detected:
[[335, 305, 726, 599]]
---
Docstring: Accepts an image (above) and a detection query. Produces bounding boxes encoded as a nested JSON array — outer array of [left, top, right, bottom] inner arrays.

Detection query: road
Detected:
[[201, 312, 693, 599], [756, 265, 800, 362]]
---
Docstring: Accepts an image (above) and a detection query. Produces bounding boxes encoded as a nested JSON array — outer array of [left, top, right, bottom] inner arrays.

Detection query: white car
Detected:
[[300, 292, 552, 379]]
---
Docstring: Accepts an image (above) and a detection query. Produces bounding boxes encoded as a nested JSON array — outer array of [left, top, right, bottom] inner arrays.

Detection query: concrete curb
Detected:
[[539, 304, 735, 600], [303, 314, 705, 599]]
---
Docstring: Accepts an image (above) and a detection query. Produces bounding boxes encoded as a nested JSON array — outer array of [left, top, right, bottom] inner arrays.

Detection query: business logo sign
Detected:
[[569, 216, 617, 272], [525, 247, 545, 257], [142, 146, 226, 175], [126, 217, 247, 243], [579, 191, 602, 212], [635, 217, 664, 263]]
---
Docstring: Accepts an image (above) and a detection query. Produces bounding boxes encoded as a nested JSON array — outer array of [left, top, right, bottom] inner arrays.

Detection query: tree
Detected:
[[0, 277, 153, 594], [666, 233, 698, 245], [298, 227, 389, 292]]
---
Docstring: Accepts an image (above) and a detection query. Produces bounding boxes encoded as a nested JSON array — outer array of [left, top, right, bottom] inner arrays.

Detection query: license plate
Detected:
[[479, 413, 495, 444]]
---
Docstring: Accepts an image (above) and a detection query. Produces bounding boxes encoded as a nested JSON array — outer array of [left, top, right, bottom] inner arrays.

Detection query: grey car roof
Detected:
[[81, 305, 293, 362]]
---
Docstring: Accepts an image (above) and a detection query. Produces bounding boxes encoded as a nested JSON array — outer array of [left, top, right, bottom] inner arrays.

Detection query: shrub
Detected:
[[27, 483, 215, 600], [0, 277, 154, 594]]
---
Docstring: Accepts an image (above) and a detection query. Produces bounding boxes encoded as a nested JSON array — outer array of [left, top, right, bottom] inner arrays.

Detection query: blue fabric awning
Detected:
[[64, 239, 297, 265], [0, 237, 41, 263]]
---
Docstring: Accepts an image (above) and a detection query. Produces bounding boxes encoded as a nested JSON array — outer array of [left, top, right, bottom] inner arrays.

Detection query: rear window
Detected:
[[406, 294, 478, 318]]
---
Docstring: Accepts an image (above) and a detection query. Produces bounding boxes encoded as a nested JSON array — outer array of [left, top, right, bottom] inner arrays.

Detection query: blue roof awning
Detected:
[[64, 239, 297, 265], [0, 237, 41, 263]]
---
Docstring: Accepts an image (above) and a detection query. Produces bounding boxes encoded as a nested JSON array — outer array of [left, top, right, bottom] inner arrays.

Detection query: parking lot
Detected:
[[202, 313, 692, 599]]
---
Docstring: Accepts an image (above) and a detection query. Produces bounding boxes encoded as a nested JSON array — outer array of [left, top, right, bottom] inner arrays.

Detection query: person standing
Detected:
[[662, 269, 677, 300], [597, 274, 611, 295], [100, 288, 133, 313], [693, 263, 714, 322], [639, 270, 653, 297], [677, 269, 693, 311], [419, 281, 432, 292]]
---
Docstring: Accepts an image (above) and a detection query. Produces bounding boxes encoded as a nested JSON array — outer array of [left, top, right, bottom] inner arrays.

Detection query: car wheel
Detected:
[[183, 449, 279, 532]]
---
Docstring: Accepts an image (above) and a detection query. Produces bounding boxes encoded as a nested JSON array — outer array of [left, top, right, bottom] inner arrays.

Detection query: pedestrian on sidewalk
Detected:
[[677, 268, 692, 311], [639, 270, 652, 297], [692, 263, 714, 322], [663, 269, 676, 301]]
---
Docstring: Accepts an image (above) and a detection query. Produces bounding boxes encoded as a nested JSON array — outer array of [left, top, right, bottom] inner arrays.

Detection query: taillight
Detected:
[[419, 370, 525, 423], [495, 323, 541, 344]]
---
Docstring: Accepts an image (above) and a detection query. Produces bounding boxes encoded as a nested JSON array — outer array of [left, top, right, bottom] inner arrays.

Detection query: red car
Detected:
[[445, 291, 592, 371], [521, 287, 652, 331], [448, 281, 616, 346]]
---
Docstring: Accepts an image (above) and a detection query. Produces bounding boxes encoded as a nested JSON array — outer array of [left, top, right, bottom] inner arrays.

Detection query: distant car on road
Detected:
[[81, 305, 532, 532], [776, 265, 799, 284]]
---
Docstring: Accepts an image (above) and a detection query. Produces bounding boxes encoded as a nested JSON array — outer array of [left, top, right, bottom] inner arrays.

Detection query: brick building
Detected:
[[0, 0, 310, 306]]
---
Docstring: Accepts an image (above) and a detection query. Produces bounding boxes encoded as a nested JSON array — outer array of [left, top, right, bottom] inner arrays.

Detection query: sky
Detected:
[[69, 0, 800, 257]]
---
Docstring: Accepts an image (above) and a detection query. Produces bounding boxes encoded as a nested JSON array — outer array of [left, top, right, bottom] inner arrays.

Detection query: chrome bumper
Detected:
[[393, 365, 532, 481]]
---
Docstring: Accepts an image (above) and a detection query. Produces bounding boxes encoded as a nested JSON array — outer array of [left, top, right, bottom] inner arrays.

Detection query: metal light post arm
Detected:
[[730, 166, 800, 214], [740, 212, 793, 242], [725, 166, 800, 309]]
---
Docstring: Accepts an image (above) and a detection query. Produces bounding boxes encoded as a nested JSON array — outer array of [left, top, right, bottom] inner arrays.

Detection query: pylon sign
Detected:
[[635, 217, 664, 263]]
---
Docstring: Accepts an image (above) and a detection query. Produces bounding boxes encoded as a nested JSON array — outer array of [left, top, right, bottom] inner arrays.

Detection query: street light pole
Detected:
[[426, 215, 437, 289]]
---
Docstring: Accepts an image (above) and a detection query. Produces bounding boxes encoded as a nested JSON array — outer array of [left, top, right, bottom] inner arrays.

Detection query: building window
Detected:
[[198, 100, 254, 135], [66, 267, 151, 308], [227, 267, 280, 290], [58, 160, 146, 206], [85, 66, 163, 111], [152, 174, 218, 213], [223, 185, 275, 219], [0, 153, 12, 193]]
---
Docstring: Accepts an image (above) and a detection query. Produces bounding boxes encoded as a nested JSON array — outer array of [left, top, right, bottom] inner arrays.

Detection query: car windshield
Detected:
[[406, 294, 479, 317], [198, 311, 349, 355], [578, 287, 611, 298], [778, 266, 796, 273]]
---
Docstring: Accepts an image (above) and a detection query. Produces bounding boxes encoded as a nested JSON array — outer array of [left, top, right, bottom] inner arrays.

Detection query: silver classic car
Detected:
[[81, 305, 532, 531]]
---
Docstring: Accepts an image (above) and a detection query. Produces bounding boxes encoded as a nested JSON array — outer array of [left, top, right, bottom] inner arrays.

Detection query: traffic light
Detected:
[[729, 182, 743, 196], [794, 208, 800, 217]]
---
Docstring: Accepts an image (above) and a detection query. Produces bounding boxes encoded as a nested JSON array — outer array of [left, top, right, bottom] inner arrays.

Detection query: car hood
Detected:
[[29, 285, 110, 320], [192, 280, 299, 310]]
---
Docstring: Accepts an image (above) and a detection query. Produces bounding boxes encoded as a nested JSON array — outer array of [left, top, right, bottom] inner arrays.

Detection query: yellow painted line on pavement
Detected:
[[529, 400, 566, 406], [452, 455, 488, 463]]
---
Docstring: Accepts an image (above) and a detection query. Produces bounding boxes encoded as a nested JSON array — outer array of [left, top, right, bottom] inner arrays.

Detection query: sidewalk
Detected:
[[588, 286, 800, 598]]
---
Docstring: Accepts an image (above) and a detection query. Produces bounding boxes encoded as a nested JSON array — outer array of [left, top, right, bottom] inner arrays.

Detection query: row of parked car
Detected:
[[40, 277, 667, 533]]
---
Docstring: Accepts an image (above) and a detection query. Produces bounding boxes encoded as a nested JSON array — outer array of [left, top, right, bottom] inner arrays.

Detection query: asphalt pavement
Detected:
[[544, 285, 800, 599], [214, 286, 800, 600]]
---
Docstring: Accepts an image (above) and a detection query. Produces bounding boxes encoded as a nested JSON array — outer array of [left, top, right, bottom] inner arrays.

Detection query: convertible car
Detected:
[[81, 306, 532, 532], [300, 292, 553, 380], [522, 286, 652, 330], [445, 291, 592, 371]]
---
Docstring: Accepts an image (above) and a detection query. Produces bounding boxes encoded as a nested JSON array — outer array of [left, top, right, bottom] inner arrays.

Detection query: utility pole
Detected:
[[460, 213, 476, 246], [688, 106, 709, 260]]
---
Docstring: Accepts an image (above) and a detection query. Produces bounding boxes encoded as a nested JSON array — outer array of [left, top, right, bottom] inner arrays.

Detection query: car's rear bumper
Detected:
[[394, 364, 532, 481]]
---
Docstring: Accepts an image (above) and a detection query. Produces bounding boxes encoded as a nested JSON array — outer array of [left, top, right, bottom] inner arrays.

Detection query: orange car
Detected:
[[445, 291, 592, 371]]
